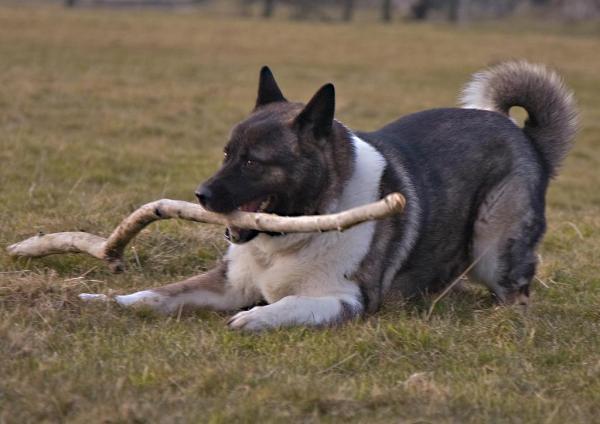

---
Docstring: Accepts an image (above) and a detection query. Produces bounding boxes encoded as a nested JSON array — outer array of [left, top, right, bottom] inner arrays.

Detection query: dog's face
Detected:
[[196, 67, 338, 243]]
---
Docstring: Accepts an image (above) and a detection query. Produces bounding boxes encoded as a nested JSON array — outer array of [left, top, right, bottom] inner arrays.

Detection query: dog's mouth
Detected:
[[227, 195, 277, 244], [236, 194, 276, 213]]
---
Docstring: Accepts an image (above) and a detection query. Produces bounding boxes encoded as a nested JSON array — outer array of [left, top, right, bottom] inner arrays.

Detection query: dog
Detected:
[[80, 61, 577, 330]]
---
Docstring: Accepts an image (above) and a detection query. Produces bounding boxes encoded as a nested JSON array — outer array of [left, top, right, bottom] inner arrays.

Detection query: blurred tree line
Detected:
[[239, 0, 600, 22], [64, 0, 600, 22]]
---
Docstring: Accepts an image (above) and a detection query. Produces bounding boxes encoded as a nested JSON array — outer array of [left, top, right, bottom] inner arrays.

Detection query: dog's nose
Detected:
[[195, 186, 213, 208]]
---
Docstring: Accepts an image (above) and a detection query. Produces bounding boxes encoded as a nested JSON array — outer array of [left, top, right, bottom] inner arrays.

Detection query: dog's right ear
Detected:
[[255, 66, 286, 108]]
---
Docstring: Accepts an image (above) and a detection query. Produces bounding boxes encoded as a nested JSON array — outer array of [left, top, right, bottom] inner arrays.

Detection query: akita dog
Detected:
[[81, 61, 577, 331]]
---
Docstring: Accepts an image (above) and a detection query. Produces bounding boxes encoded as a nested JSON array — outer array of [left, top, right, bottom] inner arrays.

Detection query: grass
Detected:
[[1, 4, 600, 422]]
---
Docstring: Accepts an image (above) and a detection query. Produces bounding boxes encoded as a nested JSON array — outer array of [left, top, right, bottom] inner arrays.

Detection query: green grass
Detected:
[[1, 4, 600, 423]]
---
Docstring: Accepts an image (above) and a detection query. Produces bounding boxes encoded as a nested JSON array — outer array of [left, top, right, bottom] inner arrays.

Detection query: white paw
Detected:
[[114, 290, 165, 308], [227, 306, 281, 331], [78, 293, 110, 302], [79, 290, 171, 313]]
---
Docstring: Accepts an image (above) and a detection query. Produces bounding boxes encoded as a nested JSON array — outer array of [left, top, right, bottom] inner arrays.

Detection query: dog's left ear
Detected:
[[294, 83, 335, 139], [256, 66, 286, 108]]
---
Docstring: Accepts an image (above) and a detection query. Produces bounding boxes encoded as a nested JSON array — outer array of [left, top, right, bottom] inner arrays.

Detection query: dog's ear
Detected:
[[294, 83, 335, 139], [256, 66, 286, 108]]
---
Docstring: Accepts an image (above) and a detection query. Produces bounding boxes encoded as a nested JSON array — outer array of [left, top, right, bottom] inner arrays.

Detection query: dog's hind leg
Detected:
[[79, 261, 262, 314], [469, 178, 546, 305]]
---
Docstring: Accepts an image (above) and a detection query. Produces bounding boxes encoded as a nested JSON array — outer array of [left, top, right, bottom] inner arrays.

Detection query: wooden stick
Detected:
[[7, 193, 406, 272]]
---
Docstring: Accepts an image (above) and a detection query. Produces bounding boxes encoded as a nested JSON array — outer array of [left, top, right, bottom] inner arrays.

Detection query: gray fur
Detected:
[[460, 61, 578, 176], [352, 61, 578, 309]]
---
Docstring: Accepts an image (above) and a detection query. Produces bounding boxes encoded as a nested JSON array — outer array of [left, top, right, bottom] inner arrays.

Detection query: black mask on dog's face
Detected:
[[195, 67, 336, 244]]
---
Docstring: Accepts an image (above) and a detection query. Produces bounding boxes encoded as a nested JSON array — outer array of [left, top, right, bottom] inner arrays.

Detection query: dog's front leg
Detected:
[[79, 261, 261, 314], [227, 289, 363, 331]]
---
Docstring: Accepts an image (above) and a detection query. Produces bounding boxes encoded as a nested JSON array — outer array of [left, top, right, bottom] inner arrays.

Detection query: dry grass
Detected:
[[1, 4, 600, 423]]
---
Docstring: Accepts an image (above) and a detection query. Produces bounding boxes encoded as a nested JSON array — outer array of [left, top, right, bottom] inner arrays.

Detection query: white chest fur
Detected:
[[225, 135, 386, 303]]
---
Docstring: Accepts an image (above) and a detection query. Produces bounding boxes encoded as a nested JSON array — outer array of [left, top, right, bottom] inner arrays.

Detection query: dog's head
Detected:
[[196, 67, 352, 244]]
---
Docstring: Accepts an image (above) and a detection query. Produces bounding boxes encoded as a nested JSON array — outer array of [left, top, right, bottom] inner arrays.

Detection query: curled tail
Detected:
[[460, 60, 578, 177]]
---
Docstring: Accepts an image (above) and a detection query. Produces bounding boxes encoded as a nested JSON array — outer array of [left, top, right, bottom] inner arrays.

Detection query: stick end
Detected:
[[6, 244, 18, 256], [385, 192, 406, 212], [6, 239, 33, 257], [6, 233, 47, 257]]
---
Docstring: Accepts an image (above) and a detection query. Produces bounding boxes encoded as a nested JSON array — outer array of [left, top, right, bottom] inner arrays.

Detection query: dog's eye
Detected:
[[244, 160, 256, 168], [223, 151, 231, 164]]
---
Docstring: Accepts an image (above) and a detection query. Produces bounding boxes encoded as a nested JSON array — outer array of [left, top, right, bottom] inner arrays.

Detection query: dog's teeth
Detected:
[[259, 199, 270, 211]]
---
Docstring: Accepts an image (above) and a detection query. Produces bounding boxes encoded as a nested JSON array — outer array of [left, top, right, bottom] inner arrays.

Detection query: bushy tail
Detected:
[[460, 60, 578, 176]]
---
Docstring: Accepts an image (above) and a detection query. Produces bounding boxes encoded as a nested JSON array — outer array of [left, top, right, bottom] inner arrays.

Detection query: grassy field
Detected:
[[1, 4, 600, 423]]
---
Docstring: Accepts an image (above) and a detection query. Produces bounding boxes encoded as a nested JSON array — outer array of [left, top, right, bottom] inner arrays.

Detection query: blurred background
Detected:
[[13, 0, 600, 22]]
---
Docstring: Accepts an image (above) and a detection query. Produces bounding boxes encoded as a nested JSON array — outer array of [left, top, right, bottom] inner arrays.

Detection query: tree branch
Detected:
[[7, 193, 406, 272]]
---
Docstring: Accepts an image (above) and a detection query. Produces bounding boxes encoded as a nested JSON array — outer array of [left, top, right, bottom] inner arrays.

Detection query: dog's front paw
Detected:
[[227, 306, 281, 331], [79, 290, 172, 313], [78, 293, 110, 302]]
